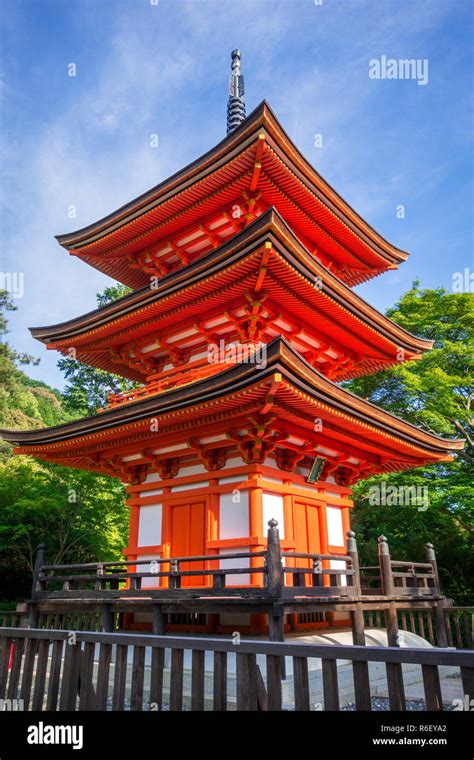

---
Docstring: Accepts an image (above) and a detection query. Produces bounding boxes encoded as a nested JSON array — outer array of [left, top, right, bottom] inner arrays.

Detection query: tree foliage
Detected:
[[348, 282, 473, 604], [0, 288, 129, 605]]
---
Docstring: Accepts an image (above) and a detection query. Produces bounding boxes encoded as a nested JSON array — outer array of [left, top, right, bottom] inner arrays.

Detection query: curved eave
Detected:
[[55, 101, 409, 269], [32, 210, 431, 368], [1, 337, 463, 461]]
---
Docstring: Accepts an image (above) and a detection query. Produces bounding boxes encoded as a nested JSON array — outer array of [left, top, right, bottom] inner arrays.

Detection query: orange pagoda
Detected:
[[2, 51, 462, 632]]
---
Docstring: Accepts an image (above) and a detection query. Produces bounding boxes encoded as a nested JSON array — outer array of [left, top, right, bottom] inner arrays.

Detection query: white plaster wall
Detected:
[[220, 547, 250, 585], [219, 491, 249, 539], [326, 506, 344, 546], [262, 492, 285, 538], [137, 504, 162, 547]]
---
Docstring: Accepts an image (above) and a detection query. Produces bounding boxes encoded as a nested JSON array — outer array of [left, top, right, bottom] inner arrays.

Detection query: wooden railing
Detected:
[[31, 520, 356, 601], [1, 627, 473, 711], [30, 525, 441, 604], [360, 536, 439, 598]]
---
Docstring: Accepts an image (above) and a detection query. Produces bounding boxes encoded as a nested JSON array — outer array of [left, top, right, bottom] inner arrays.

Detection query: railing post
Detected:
[[28, 543, 45, 627], [346, 530, 361, 597], [95, 562, 104, 591], [266, 519, 283, 597], [425, 542, 441, 594], [377, 537, 405, 708], [378, 535, 395, 596], [100, 602, 114, 632], [169, 560, 181, 590], [31, 543, 46, 595], [434, 601, 449, 648]]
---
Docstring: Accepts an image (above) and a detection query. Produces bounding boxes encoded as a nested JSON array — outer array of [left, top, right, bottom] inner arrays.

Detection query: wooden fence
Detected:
[[363, 606, 474, 649], [0, 611, 24, 628], [445, 607, 474, 649], [1, 627, 473, 712]]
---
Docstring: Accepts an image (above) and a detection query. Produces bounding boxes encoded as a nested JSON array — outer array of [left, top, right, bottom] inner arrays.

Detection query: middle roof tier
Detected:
[[32, 208, 432, 395]]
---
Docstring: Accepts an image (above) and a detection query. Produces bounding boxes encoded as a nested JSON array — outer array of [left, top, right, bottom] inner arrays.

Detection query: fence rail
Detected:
[[0, 627, 473, 712]]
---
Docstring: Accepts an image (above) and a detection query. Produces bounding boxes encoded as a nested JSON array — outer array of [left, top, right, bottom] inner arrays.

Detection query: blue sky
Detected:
[[1, 0, 473, 390]]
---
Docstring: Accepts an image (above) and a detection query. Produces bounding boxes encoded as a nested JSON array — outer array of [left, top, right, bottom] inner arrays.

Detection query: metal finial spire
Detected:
[[227, 49, 246, 134]]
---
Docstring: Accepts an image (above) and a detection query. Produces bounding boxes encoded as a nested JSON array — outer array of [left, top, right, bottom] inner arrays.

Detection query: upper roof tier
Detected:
[[56, 102, 409, 288]]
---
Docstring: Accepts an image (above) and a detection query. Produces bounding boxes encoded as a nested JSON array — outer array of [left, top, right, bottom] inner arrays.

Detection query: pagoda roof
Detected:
[[55, 102, 409, 288], [32, 209, 431, 383], [1, 337, 462, 480]]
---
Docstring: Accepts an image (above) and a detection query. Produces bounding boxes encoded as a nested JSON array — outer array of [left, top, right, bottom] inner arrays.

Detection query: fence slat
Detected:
[[191, 649, 205, 711], [266, 654, 282, 711], [46, 639, 64, 711], [247, 653, 259, 710], [462, 612, 471, 649], [385, 663, 406, 711], [7, 637, 24, 700], [59, 641, 81, 711], [78, 642, 96, 710], [352, 661, 372, 711], [95, 643, 112, 711], [293, 656, 310, 711], [0, 637, 12, 699], [236, 653, 251, 711], [426, 611, 435, 645], [454, 613, 463, 649], [112, 644, 128, 711], [322, 658, 339, 711], [131, 645, 145, 711], [149, 648, 164, 711], [170, 648, 184, 711], [422, 665, 443, 711], [20, 638, 37, 709], [213, 651, 227, 711]]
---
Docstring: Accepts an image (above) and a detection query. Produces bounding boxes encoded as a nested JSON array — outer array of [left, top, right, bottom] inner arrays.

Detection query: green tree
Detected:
[[0, 286, 129, 604], [348, 282, 473, 603], [0, 291, 67, 433], [0, 457, 128, 605]]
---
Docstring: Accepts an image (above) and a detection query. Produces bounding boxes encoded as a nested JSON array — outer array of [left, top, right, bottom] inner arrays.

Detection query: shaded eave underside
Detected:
[[1, 338, 462, 463], [31, 210, 431, 380], [55, 102, 409, 275]]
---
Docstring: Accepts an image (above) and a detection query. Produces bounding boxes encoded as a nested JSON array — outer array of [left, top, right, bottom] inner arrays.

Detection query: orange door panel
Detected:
[[170, 502, 206, 587], [293, 501, 321, 584]]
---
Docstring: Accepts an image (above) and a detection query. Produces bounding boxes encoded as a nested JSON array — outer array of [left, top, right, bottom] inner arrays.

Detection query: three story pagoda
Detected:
[[2, 52, 462, 631]]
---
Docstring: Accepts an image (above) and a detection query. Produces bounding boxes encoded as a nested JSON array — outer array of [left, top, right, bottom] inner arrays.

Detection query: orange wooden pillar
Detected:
[[249, 478, 266, 633], [161, 486, 171, 589], [283, 481, 297, 630], [207, 481, 220, 632]]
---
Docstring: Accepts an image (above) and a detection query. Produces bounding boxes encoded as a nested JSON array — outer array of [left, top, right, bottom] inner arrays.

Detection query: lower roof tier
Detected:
[[1, 337, 462, 485], [30, 209, 432, 386]]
